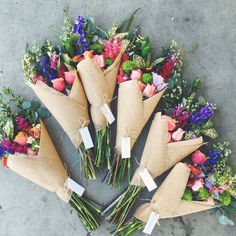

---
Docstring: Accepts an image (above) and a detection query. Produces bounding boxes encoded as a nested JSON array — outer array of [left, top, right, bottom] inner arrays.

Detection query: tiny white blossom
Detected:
[[27, 136, 35, 144]]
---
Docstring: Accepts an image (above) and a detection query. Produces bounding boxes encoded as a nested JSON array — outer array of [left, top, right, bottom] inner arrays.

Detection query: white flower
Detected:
[[27, 136, 35, 144]]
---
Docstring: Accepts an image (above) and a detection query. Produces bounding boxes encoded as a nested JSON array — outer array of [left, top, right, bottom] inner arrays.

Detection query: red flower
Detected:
[[122, 53, 129, 61], [57, 64, 68, 78], [2, 158, 7, 168], [189, 165, 203, 177], [159, 58, 175, 81]]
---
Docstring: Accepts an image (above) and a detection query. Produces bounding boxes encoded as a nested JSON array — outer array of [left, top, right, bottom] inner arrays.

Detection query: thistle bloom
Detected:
[[190, 103, 216, 125]]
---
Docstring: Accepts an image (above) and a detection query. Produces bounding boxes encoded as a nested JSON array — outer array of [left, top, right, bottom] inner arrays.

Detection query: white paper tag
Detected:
[[121, 137, 131, 159], [139, 168, 157, 192], [143, 211, 160, 234], [79, 127, 94, 149], [65, 177, 85, 196], [101, 103, 115, 125]]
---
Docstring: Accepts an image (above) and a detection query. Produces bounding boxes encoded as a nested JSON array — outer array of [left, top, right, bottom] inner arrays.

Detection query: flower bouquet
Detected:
[[111, 163, 214, 236], [58, 11, 139, 171], [105, 41, 183, 187], [105, 112, 203, 228], [22, 40, 96, 180], [0, 88, 101, 232], [183, 142, 236, 225]]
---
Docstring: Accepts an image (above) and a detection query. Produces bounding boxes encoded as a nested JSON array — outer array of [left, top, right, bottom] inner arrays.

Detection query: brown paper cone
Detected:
[[134, 163, 214, 223], [77, 43, 128, 131], [115, 81, 167, 153], [131, 112, 203, 186], [30, 70, 89, 149], [7, 122, 72, 202]]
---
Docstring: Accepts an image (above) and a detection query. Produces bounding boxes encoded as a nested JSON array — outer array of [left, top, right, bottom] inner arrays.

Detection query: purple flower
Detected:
[[39, 56, 57, 82], [10, 142, 27, 154], [190, 103, 216, 125], [204, 149, 221, 166], [15, 116, 30, 132], [73, 16, 89, 55], [205, 181, 214, 190]]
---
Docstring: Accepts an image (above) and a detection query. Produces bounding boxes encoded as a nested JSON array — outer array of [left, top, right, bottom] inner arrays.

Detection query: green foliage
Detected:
[[141, 37, 151, 58], [141, 73, 152, 84], [220, 191, 232, 206], [183, 188, 193, 201], [64, 34, 79, 58], [122, 60, 137, 73], [198, 187, 210, 200], [90, 41, 104, 54]]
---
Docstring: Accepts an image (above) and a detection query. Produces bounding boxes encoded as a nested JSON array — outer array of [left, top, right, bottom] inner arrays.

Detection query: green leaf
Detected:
[[151, 57, 165, 67], [201, 128, 219, 139], [168, 79, 175, 89], [198, 96, 207, 105], [116, 8, 141, 33], [22, 101, 31, 110], [31, 100, 41, 110], [38, 107, 51, 118]]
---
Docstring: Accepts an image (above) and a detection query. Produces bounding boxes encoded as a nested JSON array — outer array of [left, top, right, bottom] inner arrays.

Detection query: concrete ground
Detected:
[[0, 0, 236, 235]]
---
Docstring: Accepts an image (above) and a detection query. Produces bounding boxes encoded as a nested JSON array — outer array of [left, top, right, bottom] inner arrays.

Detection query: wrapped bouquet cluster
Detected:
[[1, 8, 235, 236]]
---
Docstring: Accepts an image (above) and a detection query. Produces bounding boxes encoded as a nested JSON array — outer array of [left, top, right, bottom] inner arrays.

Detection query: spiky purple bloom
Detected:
[[73, 16, 89, 55], [190, 103, 216, 125], [39, 56, 57, 82], [204, 149, 221, 166]]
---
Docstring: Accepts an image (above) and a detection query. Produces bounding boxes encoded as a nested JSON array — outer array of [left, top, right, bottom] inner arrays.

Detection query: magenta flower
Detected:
[[15, 116, 31, 132]]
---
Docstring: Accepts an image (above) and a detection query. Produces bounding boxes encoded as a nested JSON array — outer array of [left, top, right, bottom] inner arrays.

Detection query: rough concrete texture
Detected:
[[0, 0, 236, 235]]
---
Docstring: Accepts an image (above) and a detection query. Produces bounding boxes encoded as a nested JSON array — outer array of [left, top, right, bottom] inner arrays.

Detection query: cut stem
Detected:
[[105, 153, 132, 188], [79, 144, 96, 180], [110, 218, 144, 236], [95, 127, 112, 170], [106, 185, 143, 228], [69, 192, 102, 232]]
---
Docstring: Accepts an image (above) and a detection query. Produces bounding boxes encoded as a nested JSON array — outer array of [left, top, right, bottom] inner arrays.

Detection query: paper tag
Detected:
[[139, 168, 157, 192], [143, 211, 160, 234], [121, 137, 131, 159], [65, 177, 85, 196], [79, 127, 94, 149], [101, 103, 115, 125]]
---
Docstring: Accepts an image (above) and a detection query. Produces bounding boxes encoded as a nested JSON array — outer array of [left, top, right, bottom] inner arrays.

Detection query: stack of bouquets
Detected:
[[105, 39, 183, 187], [0, 88, 101, 233]]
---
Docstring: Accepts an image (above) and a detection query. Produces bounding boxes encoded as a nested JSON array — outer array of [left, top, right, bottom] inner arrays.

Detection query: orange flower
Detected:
[[83, 50, 94, 59], [31, 125, 41, 139], [14, 131, 28, 146]]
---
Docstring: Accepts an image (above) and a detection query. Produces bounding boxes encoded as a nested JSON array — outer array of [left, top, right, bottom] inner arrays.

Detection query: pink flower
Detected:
[[191, 150, 208, 165], [161, 115, 177, 131], [207, 198, 215, 206], [167, 132, 172, 143], [130, 69, 142, 81], [52, 78, 66, 92], [218, 184, 229, 194], [27, 148, 37, 156], [50, 52, 59, 69], [122, 53, 129, 61], [34, 75, 44, 82], [14, 132, 28, 146], [172, 128, 185, 141], [191, 178, 204, 192], [143, 84, 157, 97], [64, 71, 76, 85], [103, 37, 121, 60], [138, 81, 146, 92], [94, 55, 105, 68], [177, 113, 189, 126]]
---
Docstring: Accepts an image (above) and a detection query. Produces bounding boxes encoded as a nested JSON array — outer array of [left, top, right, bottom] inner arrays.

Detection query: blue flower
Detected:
[[73, 16, 89, 55], [190, 104, 216, 125], [0, 146, 3, 158], [39, 56, 57, 82], [204, 149, 221, 166]]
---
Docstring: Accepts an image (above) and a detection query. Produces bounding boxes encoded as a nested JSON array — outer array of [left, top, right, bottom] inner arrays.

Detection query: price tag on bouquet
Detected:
[[139, 168, 157, 192], [143, 211, 160, 234], [65, 177, 85, 196], [121, 136, 131, 159], [101, 103, 115, 125], [79, 127, 94, 149]]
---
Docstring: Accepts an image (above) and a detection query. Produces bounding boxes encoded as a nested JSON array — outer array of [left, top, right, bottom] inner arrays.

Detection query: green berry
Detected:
[[122, 60, 137, 72], [141, 73, 153, 84], [183, 188, 193, 201]]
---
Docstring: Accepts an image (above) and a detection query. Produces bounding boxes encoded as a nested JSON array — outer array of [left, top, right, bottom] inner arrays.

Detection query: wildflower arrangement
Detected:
[[22, 40, 96, 180], [0, 88, 101, 232], [105, 41, 183, 188]]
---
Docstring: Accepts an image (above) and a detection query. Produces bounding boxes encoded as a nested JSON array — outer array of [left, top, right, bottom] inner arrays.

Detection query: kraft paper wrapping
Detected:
[[131, 112, 203, 186], [115, 80, 167, 154], [77, 43, 128, 131], [134, 163, 214, 223], [7, 122, 72, 202], [30, 70, 89, 149]]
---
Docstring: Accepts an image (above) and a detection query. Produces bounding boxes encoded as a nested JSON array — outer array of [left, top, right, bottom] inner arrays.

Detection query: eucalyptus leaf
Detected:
[[198, 96, 207, 105], [38, 107, 51, 118], [168, 79, 175, 89], [218, 214, 235, 226], [31, 100, 41, 110], [22, 101, 31, 110]]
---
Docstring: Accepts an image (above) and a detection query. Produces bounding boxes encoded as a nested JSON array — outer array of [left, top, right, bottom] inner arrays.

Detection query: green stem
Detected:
[[79, 144, 96, 180], [69, 192, 101, 232]]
